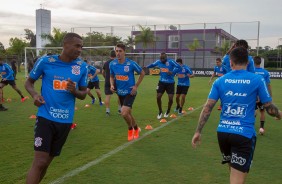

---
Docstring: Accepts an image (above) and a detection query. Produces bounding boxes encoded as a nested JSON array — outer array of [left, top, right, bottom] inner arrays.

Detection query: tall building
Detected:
[[36, 8, 51, 51]]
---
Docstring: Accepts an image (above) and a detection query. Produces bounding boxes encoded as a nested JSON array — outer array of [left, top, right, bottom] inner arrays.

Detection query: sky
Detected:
[[1, 0, 282, 49]]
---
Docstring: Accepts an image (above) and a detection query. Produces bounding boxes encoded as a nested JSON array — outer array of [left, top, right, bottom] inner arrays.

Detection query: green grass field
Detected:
[[1, 72, 282, 184]]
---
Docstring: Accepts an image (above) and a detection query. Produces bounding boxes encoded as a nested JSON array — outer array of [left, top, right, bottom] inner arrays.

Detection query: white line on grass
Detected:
[[49, 105, 204, 184]]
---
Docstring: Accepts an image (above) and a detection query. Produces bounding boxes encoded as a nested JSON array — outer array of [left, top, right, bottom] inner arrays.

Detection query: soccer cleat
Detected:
[[157, 112, 163, 119], [0, 106, 8, 111], [118, 110, 121, 114], [217, 106, 222, 110], [128, 129, 134, 141], [174, 107, 179, 112], [259, 128, 265, 135], [21, 97, 26, 102], [99, 102, 103, 106], [133, 127, 140, 139], [106, 112, 110, 116], [91, 98, 96, 104]]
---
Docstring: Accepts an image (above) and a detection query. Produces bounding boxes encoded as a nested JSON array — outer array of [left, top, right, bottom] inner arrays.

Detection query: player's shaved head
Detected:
[[63, 33, 82, 44]]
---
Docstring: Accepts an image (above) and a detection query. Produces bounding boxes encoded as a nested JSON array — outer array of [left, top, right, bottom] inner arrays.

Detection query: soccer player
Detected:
[[254, 56, 272, 135], [0, 56, 26, 111], [85, 59, 103, 105], [102, 50, 121, 115], [222, 39, 255, 73], [174, 58, 194, 114], [209, 57, 226, 110], [209, 58, 225, 85], [25, 33, 88, 184], [145, 52, 181, 119], [110, 43, 145, 141], [191, 47, 282, 184]]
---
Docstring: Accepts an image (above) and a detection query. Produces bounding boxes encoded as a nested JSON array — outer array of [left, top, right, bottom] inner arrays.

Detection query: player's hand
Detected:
[[33, 94, 45, 107], [130, 85, 137, 96], [191, 132, 201, 148], [2, 78, 7, 81], [66, 78, 76, 94], [110, 85, 116, 93]]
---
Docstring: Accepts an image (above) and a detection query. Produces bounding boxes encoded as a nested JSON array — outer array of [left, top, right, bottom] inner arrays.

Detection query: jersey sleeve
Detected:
[[258, 77, 272, 104], [4, 64, 14, 79], [208, 79, 220, 101], [132, 61, 142, 74], [146, 60, 159, 68], [29, 57, 45, 80]]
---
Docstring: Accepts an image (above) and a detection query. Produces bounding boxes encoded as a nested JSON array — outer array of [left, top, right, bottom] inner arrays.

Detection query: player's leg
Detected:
[[87, 82, 96, 104], [10, 81, 25, 101], [230, 167, 248, 184], [156, 81, 165, 119], [104, 85, 113, 115], [0, 82, 8, 111], [26, 151, 54, 184], [175, 85, 181, 112], [94, 81, 103, 105], [179, 94, 187, 114], [164, 83, 175, 117]]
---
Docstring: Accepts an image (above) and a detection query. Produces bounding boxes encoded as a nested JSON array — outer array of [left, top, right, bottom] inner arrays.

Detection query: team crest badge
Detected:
[[34, 137, 43, 147], [76, 61, 82, 65], [166, 62, 169, 66], [124, 66, 129, 72], [48, 57, 56, 62], [72, 65, 81, 75]]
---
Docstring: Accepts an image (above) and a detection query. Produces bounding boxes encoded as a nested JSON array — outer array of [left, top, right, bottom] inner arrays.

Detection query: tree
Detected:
[[134, 25, 156, 67], [24, 29, 36, 47], [0, 42, 5, 58], [188, 38, 201, 68], [123, 36, 135, 53], [213, 40, 231, 56], [41, 27, 67, 47], [6, 37, 29, 71]]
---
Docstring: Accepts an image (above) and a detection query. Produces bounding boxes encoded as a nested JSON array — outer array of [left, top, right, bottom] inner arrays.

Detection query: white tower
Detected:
[[36, 8, 51, 54]]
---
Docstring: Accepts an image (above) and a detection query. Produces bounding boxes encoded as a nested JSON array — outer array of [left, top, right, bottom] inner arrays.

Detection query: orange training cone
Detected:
[[160, 118, 167, 123], [6, 98, 12, 102], [85, 104, 90, 108], [29, 115, 37, 119], [145, 125, 153, 130], [182, 110, 187, 114], [170, 114, 177, 118], [188, 107, 194, 111]]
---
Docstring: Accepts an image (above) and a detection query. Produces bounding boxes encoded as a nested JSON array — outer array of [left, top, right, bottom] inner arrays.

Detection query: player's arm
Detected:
[[4, 65, 14, 79], [264, 102, 282, 119], [209, 73, 216, 84], [110, 74, 116, 92], [131, 69, 145, 95], [192, 99, 217, 148], [25, 77, 45, 107]]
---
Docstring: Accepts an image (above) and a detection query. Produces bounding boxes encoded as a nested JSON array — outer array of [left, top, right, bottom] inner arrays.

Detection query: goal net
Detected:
[[24, 46, 115, 77]]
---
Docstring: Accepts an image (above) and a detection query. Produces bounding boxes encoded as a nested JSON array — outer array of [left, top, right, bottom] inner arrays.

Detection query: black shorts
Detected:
[[104, 84, 113, 95], [87, 81, 100, 89], [118, 94, 136, 108], [156, 81, 175, 94], [217, 132, 256, 173], [34, 116, 72, 156], [176, 85, 189, 95], [255, 101, 264, 110], [0, 79, 16, 86]]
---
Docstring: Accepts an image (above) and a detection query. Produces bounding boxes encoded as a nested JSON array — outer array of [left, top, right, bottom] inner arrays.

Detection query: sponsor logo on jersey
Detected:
[[225, 91, 247, 97], [231, 153, 246, 166], [223, 103, 248, 118], [48, 57, 56, 62], [124, 66, 129, 72], [34, 137, 43, 147], [178, 74, 185, 78], [71, 65, 81, 75], [221, 120, 241, 125], [160, 68, 169, 72], [53, 80, 77, 90], [225, 79, 250, 84], [116, 75, 129, 81], [49, 107, 70, 119]]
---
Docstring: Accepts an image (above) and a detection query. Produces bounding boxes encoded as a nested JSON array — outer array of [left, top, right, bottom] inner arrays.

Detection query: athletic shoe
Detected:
[[133, 127, 140, 139], [157, 112, 163, 119], [0, 106, 8, 111], [128, 129, 134, 141], [99, 102, 103, 106], [174, 107, 179, 112], [91, 98, 96, 104], [259, 128, 265, 135], [21, 97, 26, 102], [217, 106, 222, 110], [178, 108, 183, 115], [164, 111, 170, 118], [106, 112, 110, 116], [118, 110, 121, 114]]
